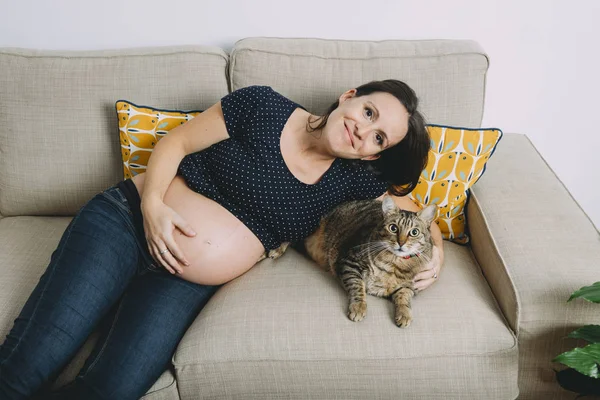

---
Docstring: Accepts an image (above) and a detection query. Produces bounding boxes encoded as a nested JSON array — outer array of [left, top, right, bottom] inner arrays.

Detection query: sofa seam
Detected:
[[233, 36, 487, 53], [468, 237, 519, 342], [469, 188, 521, 337], [230, 48, 490, 63], [236, 36, 482, 44], [141, 374, 177, 398], [479, 52, 490, 126], [0, 49, 229, 64], [172, 343, 518, 367]]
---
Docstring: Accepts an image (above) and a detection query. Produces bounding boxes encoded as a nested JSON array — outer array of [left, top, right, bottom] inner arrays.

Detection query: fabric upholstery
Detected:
[[228, 37, 488, 128], [174, 246, 518, 399], [468, 132, 600, 399], [0, 46, 228, 217]]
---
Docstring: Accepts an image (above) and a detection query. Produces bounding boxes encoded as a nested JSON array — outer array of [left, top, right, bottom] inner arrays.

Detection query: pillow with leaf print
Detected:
[[116, 100, 202, 179], [407, 124, 503, 245]]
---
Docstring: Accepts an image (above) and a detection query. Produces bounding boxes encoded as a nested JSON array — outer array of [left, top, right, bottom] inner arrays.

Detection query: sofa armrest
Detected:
[[468, 132, 600, 333], [467, 132, 600, 396]]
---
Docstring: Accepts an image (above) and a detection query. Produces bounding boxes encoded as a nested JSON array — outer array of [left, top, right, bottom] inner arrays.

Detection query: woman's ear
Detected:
[[339, 88, 357, 103]]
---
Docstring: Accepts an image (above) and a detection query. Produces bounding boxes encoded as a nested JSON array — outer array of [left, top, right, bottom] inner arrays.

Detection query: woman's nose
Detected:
[[354, 123, 369, 140]]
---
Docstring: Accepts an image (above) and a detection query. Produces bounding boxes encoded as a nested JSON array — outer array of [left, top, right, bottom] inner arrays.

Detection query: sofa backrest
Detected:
[[229, 38, 488, 127], [0, 38, 489, 217], [0, 46, 228, 216]]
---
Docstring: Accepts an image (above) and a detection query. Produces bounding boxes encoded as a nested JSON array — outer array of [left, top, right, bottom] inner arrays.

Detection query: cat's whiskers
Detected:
[[354, 241, 387, 258]]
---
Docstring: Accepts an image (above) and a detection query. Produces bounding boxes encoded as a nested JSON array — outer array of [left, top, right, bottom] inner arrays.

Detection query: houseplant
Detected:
[[553, 281, 600, 396]]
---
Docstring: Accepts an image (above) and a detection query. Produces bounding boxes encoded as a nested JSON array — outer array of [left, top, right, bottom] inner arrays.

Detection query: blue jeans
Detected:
[[0, 185, 221, 400]]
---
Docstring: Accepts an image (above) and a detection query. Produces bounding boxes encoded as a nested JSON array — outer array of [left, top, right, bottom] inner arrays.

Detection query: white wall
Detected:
[[2, 0, 599, 230]]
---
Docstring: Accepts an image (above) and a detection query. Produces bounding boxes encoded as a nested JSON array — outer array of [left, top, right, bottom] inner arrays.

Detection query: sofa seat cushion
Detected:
[[174, 244, 518, 399], [0, 216, 179, 399]]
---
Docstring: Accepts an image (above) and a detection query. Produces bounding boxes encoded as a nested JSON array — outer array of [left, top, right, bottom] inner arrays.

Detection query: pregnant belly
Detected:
[[131, 173, 266, 285]]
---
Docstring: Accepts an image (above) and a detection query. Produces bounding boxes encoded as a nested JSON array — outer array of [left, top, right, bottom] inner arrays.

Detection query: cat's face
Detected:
[[377, 196, 437, 258]]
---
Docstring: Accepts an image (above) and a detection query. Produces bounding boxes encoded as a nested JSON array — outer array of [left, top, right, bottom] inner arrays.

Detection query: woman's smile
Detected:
[[344, 120, 354, 148]]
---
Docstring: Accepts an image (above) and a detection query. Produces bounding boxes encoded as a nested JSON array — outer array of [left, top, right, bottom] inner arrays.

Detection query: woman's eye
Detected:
[[375, 133, 384, 146], [389, 224, 398, 233], [409, 228, 420, 237], [364, 107, 374, 120]]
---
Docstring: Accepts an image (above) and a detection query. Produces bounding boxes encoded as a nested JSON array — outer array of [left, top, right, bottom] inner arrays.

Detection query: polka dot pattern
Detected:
[[177, 85, 388, 251]]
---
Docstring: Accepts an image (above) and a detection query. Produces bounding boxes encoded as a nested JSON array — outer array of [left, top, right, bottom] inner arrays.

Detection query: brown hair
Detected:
[[307, 80, 429, 197]]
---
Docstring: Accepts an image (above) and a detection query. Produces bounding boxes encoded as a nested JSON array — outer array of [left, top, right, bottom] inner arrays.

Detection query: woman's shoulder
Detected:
[[227, 85, 273, 101], [235, 85, 305, 110]]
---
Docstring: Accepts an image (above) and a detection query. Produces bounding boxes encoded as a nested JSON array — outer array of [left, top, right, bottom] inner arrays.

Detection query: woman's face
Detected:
[[325, 89, 410, 160]]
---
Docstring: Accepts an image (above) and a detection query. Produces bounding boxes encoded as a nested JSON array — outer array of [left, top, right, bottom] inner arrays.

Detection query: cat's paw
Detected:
[[395, 310, 412, 328], [348, 301, 367, 322], [268, 242, 290, 260]]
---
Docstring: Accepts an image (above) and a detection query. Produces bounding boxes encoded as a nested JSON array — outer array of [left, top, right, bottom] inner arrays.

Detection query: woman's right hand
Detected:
[[140, 196, 197, 274]]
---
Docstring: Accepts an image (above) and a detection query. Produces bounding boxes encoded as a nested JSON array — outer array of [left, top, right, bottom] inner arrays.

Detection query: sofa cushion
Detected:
[[228, 38, 488, 128], [116, 100, 202, 180], [174, 244, 518, 399], [0, 46, 228, 217], [409, 125, 503, 244], [0, 216, 178, 399]]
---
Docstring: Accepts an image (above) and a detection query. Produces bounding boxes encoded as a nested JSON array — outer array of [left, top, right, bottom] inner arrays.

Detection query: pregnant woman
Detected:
[[0, 81, 444, 400]]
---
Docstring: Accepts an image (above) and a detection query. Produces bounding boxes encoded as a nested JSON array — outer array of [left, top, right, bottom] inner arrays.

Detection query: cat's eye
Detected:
[[409, 228, 420, 237], [388, 224, 398, 233]]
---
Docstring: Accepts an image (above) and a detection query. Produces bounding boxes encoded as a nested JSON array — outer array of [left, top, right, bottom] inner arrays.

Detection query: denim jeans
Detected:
[[0, 184, 221, 400]]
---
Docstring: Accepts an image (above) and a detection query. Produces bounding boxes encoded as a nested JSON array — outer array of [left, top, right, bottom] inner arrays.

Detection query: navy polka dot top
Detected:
[[177, 85, 388, 251]]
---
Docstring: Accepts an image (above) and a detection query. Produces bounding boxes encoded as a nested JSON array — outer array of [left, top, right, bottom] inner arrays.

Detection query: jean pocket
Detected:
[[100, 187, 132, 216]]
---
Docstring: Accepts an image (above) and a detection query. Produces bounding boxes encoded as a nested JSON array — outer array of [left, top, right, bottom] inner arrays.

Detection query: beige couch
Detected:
[[0, 37, 598, 400]]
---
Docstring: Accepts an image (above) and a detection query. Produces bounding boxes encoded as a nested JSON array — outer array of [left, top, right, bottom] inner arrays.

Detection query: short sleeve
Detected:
[[348, 166, 389, 201], [220, 85, 267, 140]]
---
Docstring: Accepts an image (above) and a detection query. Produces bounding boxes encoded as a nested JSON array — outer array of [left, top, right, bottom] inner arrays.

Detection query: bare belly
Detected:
[[131, 173, 266, 285]]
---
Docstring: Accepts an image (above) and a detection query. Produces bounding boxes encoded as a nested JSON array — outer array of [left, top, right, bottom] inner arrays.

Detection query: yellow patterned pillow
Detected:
[[116, 100, 202, 179], [408, 125, 503, 244]]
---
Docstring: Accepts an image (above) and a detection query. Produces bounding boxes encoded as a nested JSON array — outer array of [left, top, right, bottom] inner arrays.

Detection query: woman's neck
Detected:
[[295, 111, 336, 164]]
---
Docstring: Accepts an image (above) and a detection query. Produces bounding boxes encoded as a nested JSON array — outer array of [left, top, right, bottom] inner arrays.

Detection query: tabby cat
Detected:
[[303, 196, 437, 327]]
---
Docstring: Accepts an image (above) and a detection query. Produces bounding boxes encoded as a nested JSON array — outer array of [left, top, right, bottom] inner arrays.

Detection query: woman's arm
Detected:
[[376, 193, 445, 291], [140, 101, 231, 273], [142, 101, 230, 204]]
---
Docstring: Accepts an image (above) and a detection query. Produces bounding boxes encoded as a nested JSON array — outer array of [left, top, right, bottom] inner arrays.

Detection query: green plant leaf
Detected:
[[569, 325, 600, 344], [553, 343, 600, 378], [568, 281, 600, 303]]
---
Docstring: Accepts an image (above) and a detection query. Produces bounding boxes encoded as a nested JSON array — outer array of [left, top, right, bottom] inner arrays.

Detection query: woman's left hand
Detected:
[[413, 245, 443, 292]]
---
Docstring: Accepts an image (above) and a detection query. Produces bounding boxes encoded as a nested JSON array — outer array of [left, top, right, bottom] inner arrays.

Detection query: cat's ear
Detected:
[[417, 204, 438, 225], [381, 195, 397, 214]]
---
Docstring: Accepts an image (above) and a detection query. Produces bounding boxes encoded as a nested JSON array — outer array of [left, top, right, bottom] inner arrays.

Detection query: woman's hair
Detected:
[[307, 79, 430, 197]]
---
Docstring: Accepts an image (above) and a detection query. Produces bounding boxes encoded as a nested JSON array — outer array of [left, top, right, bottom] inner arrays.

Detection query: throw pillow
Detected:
[[116, 100, 202, 179], [408, 124, 503, 244]]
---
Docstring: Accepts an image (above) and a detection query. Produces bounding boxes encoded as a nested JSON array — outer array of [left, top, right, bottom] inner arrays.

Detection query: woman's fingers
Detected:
[[150, 242, 179, 274], [159, 234, 190, 272], [173, 214, 197, 238], [152, 238, 183, 274], [142, 202, 195, 274], [413, 277, 435, 292], [171, 214, 195, 266], [169, 244, 191, 268], [413, 266, 438, 292], [159, 247, 184, 274]]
